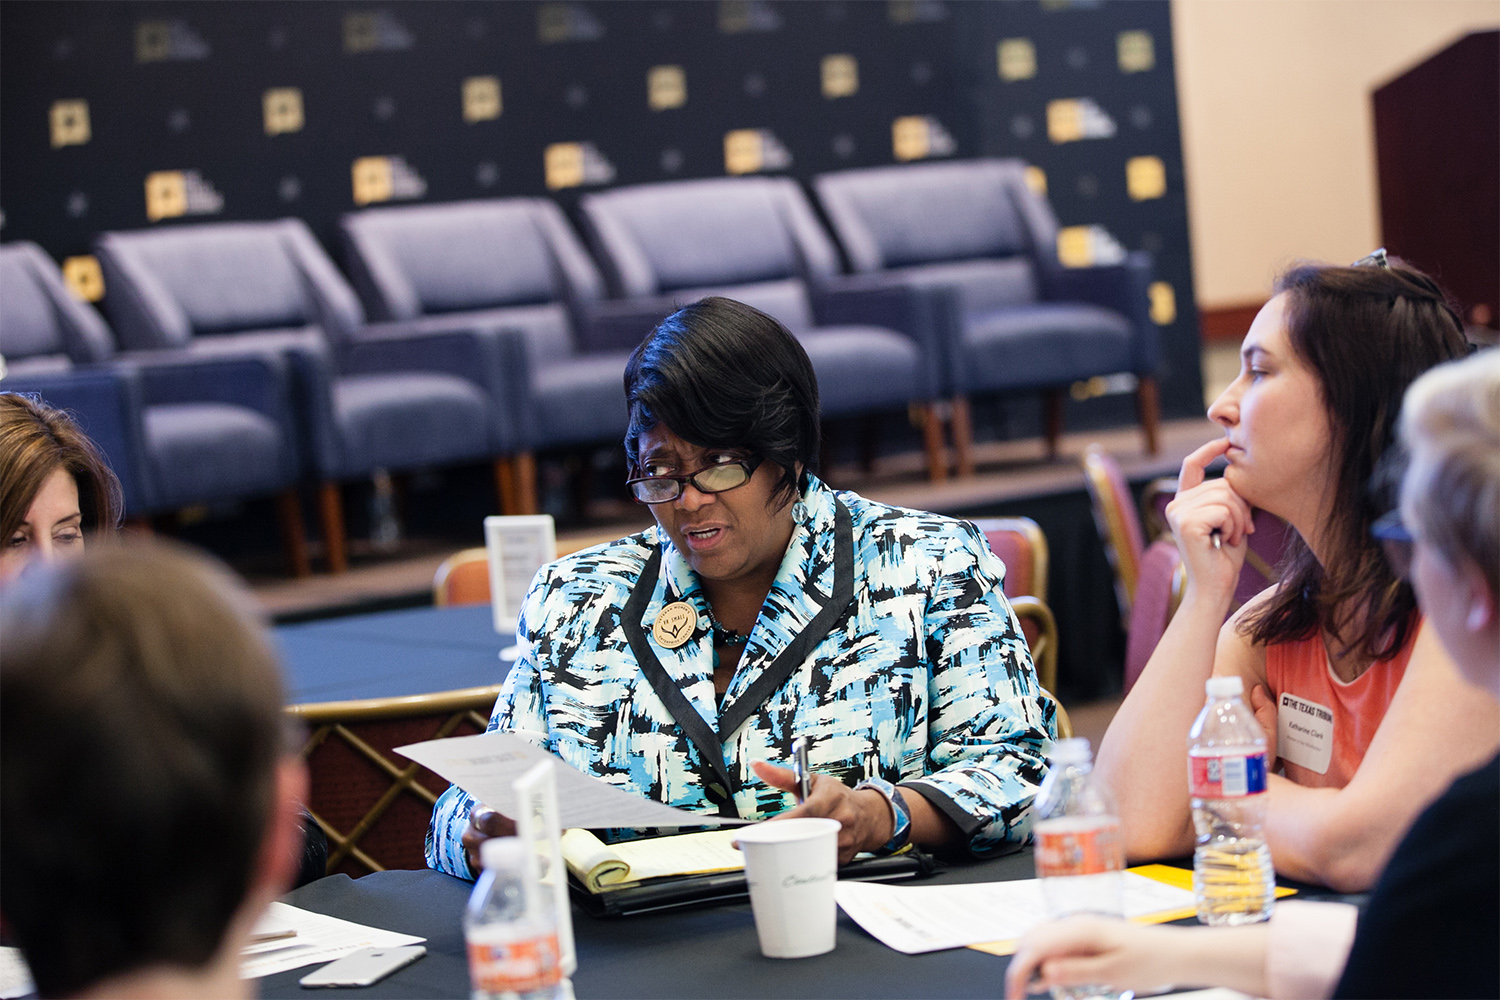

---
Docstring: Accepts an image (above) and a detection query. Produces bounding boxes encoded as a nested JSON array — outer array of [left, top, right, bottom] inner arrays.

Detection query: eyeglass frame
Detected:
[[1351, 248, 1390, 269], [1371, 508, 1414, 579], [627, 454, 765, 504]]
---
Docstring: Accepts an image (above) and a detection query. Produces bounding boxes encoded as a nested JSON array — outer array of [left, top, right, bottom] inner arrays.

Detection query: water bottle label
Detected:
[[1190, 752, 1267, 797], [468, 932, 562, 995], [1035, 820, 1123, 877]]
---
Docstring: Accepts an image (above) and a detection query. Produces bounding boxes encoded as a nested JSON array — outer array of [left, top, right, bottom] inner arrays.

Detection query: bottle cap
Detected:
[[1046, 737, 1092, 764], [479, 835, 527, 871], [1206, 676, 1244, 698]]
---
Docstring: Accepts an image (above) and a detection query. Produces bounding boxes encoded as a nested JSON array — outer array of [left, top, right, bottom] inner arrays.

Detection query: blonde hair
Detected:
[[1400, 350, 1500, 585]]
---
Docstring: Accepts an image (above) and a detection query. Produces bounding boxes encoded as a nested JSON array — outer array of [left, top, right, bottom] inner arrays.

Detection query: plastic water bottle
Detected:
[[465, 837, 564, 1000], [1189, 675, 1274, 925], [1033, 737, 1126, 1000]]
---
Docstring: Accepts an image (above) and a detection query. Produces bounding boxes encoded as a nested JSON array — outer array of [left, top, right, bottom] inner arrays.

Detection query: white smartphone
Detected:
[[298, 945, 426, 988]]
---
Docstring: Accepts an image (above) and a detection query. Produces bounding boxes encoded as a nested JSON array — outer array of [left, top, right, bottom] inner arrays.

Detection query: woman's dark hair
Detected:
[[623, 297, 820, 508], [1243, 258, 1468, 662], [0, 393, 123, 543]]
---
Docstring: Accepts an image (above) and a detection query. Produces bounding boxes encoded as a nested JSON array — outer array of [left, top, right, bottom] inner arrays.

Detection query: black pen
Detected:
[[792, 737, 811, 802]]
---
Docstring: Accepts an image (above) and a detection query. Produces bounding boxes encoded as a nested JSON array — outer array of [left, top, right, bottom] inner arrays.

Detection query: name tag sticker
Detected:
[[1277, 692, 1334, 775]]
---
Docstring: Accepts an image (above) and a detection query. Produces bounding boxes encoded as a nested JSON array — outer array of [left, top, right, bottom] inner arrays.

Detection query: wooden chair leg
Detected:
[[1043, 388, 1065, 460], [1136, 375, 1161, 456], [920, 403, 949, 483], [494, 454, 539, 516], [275, 489, 312, 579], [317, 481, 348, 574], [950, 396, 975, 478]]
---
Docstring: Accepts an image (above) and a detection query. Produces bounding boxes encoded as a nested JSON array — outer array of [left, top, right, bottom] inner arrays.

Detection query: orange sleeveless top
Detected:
[[1264, 619, 1420, 788]]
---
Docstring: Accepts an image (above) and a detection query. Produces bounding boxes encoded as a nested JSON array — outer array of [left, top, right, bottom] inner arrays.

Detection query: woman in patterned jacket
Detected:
[[428, 296, 1055, 877]]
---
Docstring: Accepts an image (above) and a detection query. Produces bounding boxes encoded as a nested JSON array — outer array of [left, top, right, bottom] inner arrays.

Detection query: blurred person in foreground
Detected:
[[429, 296, 1054, 875], [1007, 349, 1500, 1000], [0, 392, 122, 581], [0, 541, 310, 999], [1097, 255, 1496, 890]]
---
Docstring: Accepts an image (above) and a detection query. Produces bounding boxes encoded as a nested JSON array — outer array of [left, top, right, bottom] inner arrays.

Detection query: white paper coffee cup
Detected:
[[735, 817, 840, 959]]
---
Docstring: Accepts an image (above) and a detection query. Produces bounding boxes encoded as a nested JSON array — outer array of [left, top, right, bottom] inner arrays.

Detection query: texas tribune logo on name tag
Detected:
[[652, 602, 697, 648], [1277, 692, 1334, 775]]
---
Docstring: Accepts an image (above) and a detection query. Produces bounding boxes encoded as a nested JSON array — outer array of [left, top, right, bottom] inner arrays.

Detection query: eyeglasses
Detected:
[[1351, 248, 1390, 269], [1371, 508, 1413, 579], [628, 455, 763, 504]]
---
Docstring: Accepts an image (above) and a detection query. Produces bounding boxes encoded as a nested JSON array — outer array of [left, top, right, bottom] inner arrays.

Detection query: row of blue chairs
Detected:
[[1, 157, 1161, 574]]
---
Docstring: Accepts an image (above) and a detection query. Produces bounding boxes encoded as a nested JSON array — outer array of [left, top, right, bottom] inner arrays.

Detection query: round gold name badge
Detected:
[[652, 601, 698, 648]]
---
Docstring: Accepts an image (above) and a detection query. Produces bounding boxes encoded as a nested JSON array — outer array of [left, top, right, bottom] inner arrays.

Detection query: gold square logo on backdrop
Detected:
[[1056, 226, 1095, 268], [144, 172, 187, 221], [822, 55, 858, 98], [463, 77, 501, 122], [545, 143, 586, 189], [344, 12, 378, 53], [50, 100, 90, 147], [62, 256, 104, 302], [263, 88, 303, 135], [997, 38, 1036, 81], [537, 4, 571, 43], [1126, 155, 1166, 200], [1149, 281, 1176, 325], [648, 66, 686, 111], [892, 116, 930, 162], [1046, 100, 1083, 143], [351, 157, 394, 205], [723, 130, 764, 175], [1118, 31, 1155, 73], [1024, 165, 1047, 196], [135, 21, 171, 62]]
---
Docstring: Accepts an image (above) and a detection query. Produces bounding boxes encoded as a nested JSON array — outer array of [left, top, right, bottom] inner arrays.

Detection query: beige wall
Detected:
[[1172, 0, 1499, 308]]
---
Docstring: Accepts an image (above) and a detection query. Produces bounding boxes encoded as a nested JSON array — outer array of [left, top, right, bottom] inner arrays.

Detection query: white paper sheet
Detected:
[[0, 948, 35, 1000], [238, 902, 425, 979], [396, 730, 750, 829], [835, 871, 1196, 954]]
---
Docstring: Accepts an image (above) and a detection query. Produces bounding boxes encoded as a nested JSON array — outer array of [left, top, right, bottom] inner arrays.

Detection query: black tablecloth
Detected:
[[275, 604, 512, 704], [260, 851, 1040, 999]]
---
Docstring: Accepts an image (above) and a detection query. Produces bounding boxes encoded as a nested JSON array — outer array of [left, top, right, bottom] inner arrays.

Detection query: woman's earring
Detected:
[[792, 501, 809, 523]]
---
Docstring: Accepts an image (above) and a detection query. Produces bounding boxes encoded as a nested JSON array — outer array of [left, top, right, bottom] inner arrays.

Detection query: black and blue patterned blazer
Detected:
[[427, 476, 1055, 876]]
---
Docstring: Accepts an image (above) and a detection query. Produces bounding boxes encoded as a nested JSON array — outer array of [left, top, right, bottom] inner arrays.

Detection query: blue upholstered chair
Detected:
[[578, 177, 954, 480], [0, 241, 310, 573], [93, 219, 521, 572], [340, 198, 646, 513], [813, 158, 1162, 474]]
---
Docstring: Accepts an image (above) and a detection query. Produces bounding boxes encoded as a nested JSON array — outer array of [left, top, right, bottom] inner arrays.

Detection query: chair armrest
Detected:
[[813, 278, 962, 401], [577, 298, 678, 354], [1, 366, 153, 513], [1045, 251, 1160, 375], [347, 323, 531, 453]]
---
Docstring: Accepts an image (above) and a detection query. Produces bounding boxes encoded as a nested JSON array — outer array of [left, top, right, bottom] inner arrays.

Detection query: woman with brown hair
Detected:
[[1097, 254, 1499, 891], [0, 393, 123, 581]]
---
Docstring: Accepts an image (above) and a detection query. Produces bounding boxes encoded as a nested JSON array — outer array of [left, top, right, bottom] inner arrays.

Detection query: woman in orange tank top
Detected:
[[1095, 254, 1498, 891]]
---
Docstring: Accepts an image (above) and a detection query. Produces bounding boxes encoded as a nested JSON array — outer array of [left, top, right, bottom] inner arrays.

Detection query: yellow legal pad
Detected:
[[562, 828, 744, 893], [967, 864, 1297, 957]]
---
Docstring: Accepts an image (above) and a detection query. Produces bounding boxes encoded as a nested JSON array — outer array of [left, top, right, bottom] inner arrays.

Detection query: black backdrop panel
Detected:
[[1, 0, 1202, 417]]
